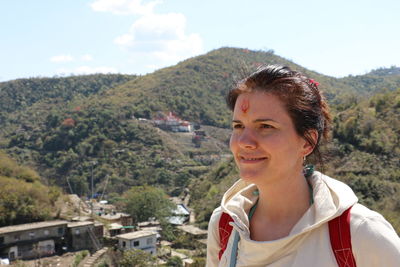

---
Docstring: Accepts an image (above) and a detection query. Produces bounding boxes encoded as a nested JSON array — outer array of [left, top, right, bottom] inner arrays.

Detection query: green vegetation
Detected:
[[119, 249, 157, 267], [165, 256, 183, 267], [0, 73, 134, 114], [189, 158, 239, 229], [0, 151, 61, 226], [120, 185, 175, 225], [72, 250, 89, 267]]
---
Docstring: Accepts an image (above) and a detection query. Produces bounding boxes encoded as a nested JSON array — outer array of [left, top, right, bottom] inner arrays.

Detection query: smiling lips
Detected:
[[239, 156, 268, 163]]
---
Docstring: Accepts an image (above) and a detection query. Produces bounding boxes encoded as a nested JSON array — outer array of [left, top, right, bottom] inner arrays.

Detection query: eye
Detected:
[[260, 124, 274, 129], [232, 123, 244, 129]]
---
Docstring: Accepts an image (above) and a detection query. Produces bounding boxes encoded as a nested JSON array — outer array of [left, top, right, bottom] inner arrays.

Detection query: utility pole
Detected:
[[91, 161, 97, 218]]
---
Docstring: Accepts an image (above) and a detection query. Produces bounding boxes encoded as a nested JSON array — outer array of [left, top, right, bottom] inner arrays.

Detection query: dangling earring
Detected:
[[303, 154, 314, 177]]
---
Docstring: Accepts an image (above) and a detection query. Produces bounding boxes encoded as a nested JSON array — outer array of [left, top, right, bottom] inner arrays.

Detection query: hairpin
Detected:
[[309, 79, 320, 87]]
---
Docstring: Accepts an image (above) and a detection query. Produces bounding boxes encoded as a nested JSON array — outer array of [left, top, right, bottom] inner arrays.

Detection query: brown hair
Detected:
[[226, 65, 332, 164]]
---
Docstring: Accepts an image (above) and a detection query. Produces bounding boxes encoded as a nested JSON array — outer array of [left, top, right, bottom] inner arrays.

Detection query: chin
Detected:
[[239, 171, 264, 183]]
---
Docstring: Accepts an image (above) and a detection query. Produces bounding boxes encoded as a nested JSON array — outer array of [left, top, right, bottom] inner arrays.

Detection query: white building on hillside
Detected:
[[116, 230, 157, 255]]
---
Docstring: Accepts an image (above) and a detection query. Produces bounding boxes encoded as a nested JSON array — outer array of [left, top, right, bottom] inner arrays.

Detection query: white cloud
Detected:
[[50, 55, 74, 63], [81, 54, 93, 61], [90, 0, 161, 15], [114, 12, 203, 69], [114, 34, 134, 47], [91, 0, 203, 72]]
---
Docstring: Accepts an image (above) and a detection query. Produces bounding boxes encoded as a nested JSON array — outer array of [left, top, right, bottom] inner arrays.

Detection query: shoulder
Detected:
[[206, 206, 224, 267], [208, 206, 223, 229], [350, 204, 400, 265]]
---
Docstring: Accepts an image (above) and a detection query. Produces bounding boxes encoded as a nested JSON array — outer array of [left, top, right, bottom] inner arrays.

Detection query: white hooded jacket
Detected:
[[206, 171, 400, 266]]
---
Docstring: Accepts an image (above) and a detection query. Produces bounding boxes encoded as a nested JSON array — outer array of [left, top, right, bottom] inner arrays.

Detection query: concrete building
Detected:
[[153, 111, 192, 132], [66, 221, 103, 252], [0, 220, 68, 261], [117, 231, 157, 255], [100, 212, 132, 227]]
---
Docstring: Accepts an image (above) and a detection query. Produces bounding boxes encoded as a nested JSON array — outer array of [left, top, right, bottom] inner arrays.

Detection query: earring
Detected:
[[303, 155, 306, 163]]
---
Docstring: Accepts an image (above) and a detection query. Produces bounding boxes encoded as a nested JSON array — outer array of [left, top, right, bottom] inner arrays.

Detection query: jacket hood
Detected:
[[220, 171, 358, 240]]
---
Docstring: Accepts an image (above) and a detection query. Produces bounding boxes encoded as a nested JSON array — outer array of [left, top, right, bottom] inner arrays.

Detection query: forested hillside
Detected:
[[0, 151, 61, 226], [0, 47, 399, 232]]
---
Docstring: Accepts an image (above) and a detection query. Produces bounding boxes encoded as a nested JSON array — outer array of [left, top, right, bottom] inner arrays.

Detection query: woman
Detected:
[[206, 65, 400, 266]]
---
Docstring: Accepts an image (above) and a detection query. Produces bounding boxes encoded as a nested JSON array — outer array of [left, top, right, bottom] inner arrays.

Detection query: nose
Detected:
[[238, 128, 257, 149]]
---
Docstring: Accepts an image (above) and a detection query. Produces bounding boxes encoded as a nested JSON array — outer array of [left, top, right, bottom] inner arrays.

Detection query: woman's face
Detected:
[[230, 91, 311, 185]]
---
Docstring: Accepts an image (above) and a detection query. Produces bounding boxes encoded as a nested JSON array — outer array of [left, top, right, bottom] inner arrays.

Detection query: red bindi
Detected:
[[240, 99, 250, 113]]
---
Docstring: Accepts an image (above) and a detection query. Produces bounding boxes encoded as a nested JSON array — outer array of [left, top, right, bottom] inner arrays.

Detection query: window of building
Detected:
[[44, 230, 49, 235], [146, 237, 153, 245], [133, 240, 139, 247], [58, 227, 64, 235], [122, 241, 126, 248], [29, 232, 35, 238], [75, 229, 80, 235], [14, 235, 20, 241], [0, 237, 4, 245]]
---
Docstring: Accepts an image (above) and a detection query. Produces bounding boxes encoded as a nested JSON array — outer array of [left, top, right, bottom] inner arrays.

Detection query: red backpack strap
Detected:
[[329, 206, 357, 267], [218, 212, 234, 260]]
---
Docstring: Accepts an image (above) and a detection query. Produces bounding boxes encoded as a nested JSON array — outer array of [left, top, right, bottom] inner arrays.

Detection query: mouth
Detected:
[[239, 156, 268, 163]]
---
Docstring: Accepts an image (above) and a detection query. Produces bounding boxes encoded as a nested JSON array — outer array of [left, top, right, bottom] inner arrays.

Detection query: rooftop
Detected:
[[100, 212, 131, 220], [67, 221, 94, 228], [109, 223, 123, 230], [117, 230, 157, 240], [0, 220, 68, 235], [177, 225, 207, 236]]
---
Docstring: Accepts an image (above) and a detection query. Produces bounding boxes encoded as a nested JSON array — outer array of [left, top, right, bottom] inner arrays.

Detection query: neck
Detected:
[[254, 169, 311, 223]]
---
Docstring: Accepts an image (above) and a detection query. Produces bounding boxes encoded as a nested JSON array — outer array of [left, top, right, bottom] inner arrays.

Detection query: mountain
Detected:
[[367, 66, 400, 77], [0, 74, 134, 114], [0, 47, 399, 232]]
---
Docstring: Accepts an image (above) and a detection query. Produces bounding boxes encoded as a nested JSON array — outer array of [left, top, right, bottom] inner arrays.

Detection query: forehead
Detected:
[[233, 92, 290, 121]]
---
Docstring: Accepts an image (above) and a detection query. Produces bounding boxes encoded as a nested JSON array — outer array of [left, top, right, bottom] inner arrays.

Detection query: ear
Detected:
[[302, 130, 318, 157]]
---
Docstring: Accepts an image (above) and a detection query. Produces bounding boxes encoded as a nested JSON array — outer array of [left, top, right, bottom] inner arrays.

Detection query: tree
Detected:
[[166, 256, 183, 267], [122, 185, 174, 225], [119, 249, 157, 267]]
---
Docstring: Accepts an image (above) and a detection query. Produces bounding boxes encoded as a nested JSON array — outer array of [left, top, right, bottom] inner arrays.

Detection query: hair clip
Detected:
[[309, 79, 320, 87]]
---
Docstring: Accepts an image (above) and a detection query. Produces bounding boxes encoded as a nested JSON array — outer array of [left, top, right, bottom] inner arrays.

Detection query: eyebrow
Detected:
[[232, 119, 278, 123]]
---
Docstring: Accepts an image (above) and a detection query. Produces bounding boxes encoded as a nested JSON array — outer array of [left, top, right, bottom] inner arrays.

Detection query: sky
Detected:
[[1, 0, 399, 82]]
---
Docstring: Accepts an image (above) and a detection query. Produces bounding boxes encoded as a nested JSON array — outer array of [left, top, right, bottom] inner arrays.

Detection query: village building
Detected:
[[116, 231, 157, 255], [99, 212, 133, 227], [176, 225, 207, 239], [108, 223, 130, 237], [0, 220, 68, 261], [98, 212, 133, 237], [0, 220, 105, 261], [153, 112, 192, 132], [66, 221, 103, 252]]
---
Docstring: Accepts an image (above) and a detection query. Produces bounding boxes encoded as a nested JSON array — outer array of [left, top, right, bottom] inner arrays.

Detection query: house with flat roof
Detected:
[[0, 220, 68, 261], [116, 230, 157, 256]]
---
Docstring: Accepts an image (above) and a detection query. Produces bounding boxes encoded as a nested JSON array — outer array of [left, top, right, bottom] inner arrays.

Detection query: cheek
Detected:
[[260, 133, 291, 153], [229, 133, 236, 152]]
